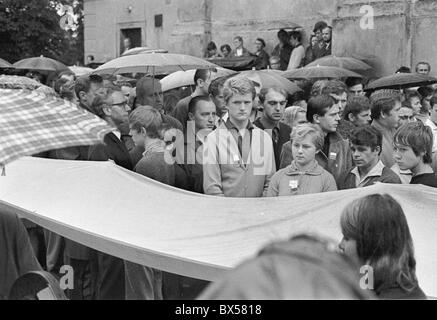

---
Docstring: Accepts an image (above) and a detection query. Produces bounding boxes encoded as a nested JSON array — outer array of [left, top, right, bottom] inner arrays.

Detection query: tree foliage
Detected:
[[0, 0, 84, 65]]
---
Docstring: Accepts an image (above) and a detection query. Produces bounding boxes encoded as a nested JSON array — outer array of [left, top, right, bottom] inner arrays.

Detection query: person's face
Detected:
[[431, 103, 437, 124], [311, 36, 318, 47], [416, 64, 430, 75], [227, 93, 253, 123], [422, 95, 432, 113], [351, 109, 371, 126], [124, 38, 131, 49], [129, 127, 146, 147], [315, 105, 341, 133], [212, 86, 226, 115], [262, 90, 287, 122], [198, 71, 215, 95], [254, 40, 263, 52], [109, 91, 130, 125], [409, 97, 422, 115], [348, 84, 364, 97], [339, 236, 359, 262], [221, 47, 230, 57], [331, 92, 348, 115], [398, 107, 415, 126], [292, 112, 307, 128], [289, 36, 298, 47], [351, 143, 380, 168], [393, 144, 421, 171], [233, 38, 242, 49], [143, 81, 164, 109], [270, 59, 281, 70], [322, 28, 331, 42], [83, 82, 106, 107], [315, 30, 323, 42], [189, 100, 216, 132], [382, 100, 401, 129], [291, 134, 317, 167]]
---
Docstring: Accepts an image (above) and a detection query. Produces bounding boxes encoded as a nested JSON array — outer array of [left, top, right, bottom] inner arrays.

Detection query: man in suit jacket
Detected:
[[230, 36, 252, 58]]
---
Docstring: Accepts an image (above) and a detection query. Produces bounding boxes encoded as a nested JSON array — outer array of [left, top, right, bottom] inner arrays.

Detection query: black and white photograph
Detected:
[[1, 0, 437, 307]]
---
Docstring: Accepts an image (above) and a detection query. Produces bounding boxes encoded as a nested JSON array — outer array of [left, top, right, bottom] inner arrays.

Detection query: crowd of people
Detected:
[[204, 21, 333, 71], [2, 33, 437, 300]]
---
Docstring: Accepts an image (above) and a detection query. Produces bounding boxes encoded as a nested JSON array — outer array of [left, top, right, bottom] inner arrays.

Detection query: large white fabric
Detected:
[[1, 157, 437, 297]]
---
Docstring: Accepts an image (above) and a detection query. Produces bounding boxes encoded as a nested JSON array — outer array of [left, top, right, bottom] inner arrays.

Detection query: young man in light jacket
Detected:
[[203, 76, 276, 197]]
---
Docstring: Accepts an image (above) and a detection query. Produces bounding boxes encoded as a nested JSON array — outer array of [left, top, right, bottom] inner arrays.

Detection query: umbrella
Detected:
[[365, 73, 437, 91], [0, 75, 42, 90], [68, 65, 94, 76], [208, 56, 257, 71], [160, 67, 237, 92], [0, 89, 113, 167], [13, 56, 68, 73], [1, 160, 437, 297], [306, 55, 372, 71], [239, 70, 302, 95], [93, 53, 219, 76], [0, 58, 13, 69], [282, 65, 363, 80], [121, 47, 168, 56]]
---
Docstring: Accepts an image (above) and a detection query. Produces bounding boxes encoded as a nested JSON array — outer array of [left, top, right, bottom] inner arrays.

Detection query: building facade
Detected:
[[84, 0, 437, 76]]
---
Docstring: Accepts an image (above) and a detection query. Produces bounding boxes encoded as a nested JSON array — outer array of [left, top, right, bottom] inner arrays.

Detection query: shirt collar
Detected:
[[351, 160, 385, 183], [112, 130, 121, 140], [285, 160, 323, 176], [225, 118, 254, 132], [143, 140, 166, 157]]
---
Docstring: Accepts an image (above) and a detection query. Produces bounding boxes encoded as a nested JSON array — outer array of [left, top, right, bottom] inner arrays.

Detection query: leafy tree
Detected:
[[0, 0, 84, 65]]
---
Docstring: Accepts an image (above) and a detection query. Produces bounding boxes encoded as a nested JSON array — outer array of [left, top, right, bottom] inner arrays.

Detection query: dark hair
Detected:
[[277, 29, 288, 39], [395, 66, 411, 74], [341, 194, 419, 295], [405, 90, 422, 103], [207, 41, 217, 51], [194, 69, 216, 86], [87, 55, 94, 61], [188, 95, 213, 115], [415, 61, 431, 73], [394, 121, 433, 164], [343, 96, 371, 120], [313, 21, 328, 32], [74, 74, 103, 98], [350, 125, 382, 154], [233, 36, 243, 43], [430, 94, 437, 107], [417, 86, 434, 99], [220, 44, 231, 53], [321, 80, 347, 96], [289, 31, 302, 43], [306, 95, 335, 123], [256, 38, 266, 48], [209, 76, 229, 97], [258, 87, 288, 104], [370, 90, 401, 120], [345, 77, 363, 88], [89, 91, 110, 119]]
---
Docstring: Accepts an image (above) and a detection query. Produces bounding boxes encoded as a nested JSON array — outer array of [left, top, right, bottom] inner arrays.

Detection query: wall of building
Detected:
[[84, 0, 437, 77]]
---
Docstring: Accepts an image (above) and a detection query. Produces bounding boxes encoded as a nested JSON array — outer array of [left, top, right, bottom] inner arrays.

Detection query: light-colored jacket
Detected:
[[266, 160, 337, 197], [203, 122, 276, 197]]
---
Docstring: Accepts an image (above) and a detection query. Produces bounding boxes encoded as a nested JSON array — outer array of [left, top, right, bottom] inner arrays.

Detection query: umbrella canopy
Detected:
[[1, 159, 437, 297], [0, 58, 13, 69], [366, 73, 437, 91], [160, 67, 237, 92], [306, 55, 372, 71], [93, 53, 219, 76], [0, 89, 113, 166], [208, 56, 257, 71], [13, 56, 68, 73], [0, 75, 42, 90], [68, 65, 94, 76], [121, 47, 168, 56], [239, 70, 302, 95], [282, 65, 363, 80]]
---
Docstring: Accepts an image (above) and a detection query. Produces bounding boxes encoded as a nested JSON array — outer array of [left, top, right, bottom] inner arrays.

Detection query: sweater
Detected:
[[266, 160, 337, 196]]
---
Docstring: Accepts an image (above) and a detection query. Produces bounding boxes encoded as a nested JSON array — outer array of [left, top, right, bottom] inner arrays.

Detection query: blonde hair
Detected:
[[129, 105, 162, 139], [290, 123, 324, 151], [283, 106, 306, 128], [222, 76, 256, 104]]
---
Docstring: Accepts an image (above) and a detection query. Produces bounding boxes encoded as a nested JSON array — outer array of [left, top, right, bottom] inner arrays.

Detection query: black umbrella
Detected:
[[366, 73, 437, 91]]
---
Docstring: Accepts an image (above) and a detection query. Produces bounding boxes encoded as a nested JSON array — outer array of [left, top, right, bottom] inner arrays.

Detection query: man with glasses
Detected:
[[254, 87, 291, 169]]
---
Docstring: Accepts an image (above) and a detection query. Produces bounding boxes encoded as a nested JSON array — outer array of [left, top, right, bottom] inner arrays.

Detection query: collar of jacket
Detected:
[[224, 118, 254, 132], [317, 131, 346, 159], [285, 160, 323, 176]]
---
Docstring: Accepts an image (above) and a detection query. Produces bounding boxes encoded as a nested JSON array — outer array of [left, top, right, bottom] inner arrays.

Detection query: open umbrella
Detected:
[[306, 55, 372, 71], [0, 89, 113, 167], [0, 58, 13, 69], [68, 65, 94, 77], [160, 67, 237, 92], [208, 56, 257, 71], [93, 53, 219, 76], [121, 47, 168, 56], [239, 70, 302, 95], [282, 65, 363, 80], [13, 56, 68, 73], [0, 75, 42, 90], [365, 73, 437, 91]]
